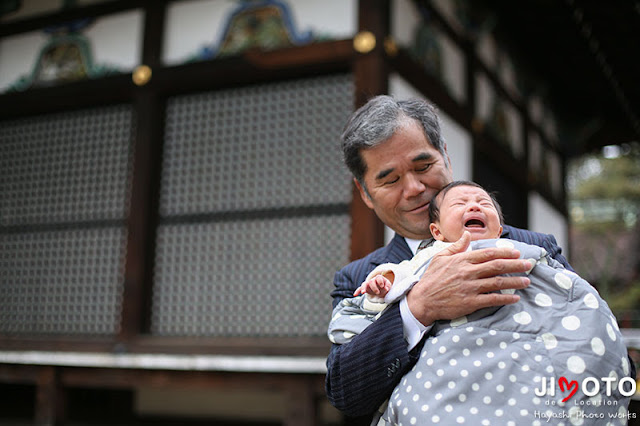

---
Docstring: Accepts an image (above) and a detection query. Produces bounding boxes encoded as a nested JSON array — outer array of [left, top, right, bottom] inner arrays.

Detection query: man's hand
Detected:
[[406, 231, 532, 326]]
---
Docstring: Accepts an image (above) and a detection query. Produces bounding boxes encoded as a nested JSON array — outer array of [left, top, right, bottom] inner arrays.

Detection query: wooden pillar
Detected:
[[354, 0, 390, 105], [35, 367, 64, 426], [350, 0, 391, 260], [120, 2, 167, 339], [283, 377, 318, 426]]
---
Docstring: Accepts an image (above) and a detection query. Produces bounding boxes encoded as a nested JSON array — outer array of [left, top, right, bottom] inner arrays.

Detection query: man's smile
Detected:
[[406, 201, 430, 214]]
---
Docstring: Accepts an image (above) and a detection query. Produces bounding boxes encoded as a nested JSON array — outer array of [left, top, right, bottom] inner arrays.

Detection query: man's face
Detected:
[[429, 185, 503, 242], [356, 120, 453, 240]]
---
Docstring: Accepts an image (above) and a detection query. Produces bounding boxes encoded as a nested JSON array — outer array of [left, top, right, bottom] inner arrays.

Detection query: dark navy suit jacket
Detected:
[[325, 225, 573, 421]]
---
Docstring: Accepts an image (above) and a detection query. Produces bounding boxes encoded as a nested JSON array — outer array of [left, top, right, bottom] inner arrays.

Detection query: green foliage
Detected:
[[572, 155, 640, 200], [607, 281, 640, 312], [568, 143, 640, 327]]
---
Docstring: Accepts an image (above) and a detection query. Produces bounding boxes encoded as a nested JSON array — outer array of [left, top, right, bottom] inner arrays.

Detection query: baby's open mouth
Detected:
[[465, 219, 486, 228]]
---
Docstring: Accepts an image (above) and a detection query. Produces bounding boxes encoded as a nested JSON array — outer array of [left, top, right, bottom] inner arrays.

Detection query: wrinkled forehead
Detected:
[[440, 185, 492, 203]]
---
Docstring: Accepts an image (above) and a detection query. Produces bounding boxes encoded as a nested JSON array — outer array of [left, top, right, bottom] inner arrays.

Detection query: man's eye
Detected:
[[384, 177, 399, 185], [416, 163, 433, 172]]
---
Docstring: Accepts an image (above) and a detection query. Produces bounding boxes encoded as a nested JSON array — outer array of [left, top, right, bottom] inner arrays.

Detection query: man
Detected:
[[325, 95, 572, 422]]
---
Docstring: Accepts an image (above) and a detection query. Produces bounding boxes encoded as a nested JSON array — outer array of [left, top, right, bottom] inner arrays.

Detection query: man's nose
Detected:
[[403, 174, 426, 198]]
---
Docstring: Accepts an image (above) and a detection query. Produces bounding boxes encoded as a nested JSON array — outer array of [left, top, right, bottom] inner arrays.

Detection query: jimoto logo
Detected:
[[534, 376, 636, 402]]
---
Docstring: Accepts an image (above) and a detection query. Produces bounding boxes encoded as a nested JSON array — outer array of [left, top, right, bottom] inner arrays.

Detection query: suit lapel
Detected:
[[369, 233, 413, 267], [501, 225, 512, 239]]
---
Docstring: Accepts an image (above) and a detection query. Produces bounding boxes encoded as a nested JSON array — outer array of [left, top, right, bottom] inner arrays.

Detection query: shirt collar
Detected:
[[405, 237, 424, 255]]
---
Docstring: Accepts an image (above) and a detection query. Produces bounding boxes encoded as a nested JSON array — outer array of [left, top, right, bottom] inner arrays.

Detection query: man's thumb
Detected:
[[441, 231, 471, 255]]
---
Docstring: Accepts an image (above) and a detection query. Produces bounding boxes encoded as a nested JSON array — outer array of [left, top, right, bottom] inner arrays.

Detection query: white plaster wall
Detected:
[[477, 33, 498, 70], [163, 0, 356, 65], [391, 0, 465, 103], [385, 74, 472, 244], [84, 10, 143, 70], [0, 32, 47, 91], [0, 0, 142, 22], [475, 72, 493, 122], [440, 35, 466, 103], [528, 130, 542, 173], [529, 192, 569, 258], [289, 0, 356, 38], [391, 0, 420, 46], [0, 0, 62, 21], [162, 0, 237, 65], [505, 100, 524, 158]]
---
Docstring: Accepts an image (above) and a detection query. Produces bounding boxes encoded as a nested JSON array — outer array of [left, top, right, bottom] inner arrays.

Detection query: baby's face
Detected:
[[429, 185, 503, 242]]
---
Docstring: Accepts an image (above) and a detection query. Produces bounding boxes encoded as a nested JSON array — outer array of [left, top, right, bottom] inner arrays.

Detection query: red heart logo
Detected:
[[558, 376, 578, 402]]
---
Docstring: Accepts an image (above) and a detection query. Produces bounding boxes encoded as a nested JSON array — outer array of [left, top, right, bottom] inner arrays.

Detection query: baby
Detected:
[[328, 181, 632, 425], [354, 180, 505, 307]]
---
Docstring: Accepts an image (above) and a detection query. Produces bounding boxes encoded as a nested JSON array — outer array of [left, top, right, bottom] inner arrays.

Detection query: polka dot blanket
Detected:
[[377, 239, 632, 426]]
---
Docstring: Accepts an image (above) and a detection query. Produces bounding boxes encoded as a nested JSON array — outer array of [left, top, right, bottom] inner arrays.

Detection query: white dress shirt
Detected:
[[399, 237, 433, 351]]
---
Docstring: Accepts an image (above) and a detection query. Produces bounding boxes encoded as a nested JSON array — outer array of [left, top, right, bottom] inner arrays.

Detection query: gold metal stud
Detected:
[[472, 118, 485, 134], [384, 36, 398, 57], [132, 65, 152, 86], [353, 31, 376, 54]]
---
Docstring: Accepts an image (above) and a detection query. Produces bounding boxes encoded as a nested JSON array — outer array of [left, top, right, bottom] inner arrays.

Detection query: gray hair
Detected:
[[341, 95, 446, 184]]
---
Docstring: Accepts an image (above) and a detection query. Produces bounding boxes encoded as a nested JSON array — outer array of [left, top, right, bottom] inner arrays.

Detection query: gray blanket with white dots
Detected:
[[330, 239, 633, 425]]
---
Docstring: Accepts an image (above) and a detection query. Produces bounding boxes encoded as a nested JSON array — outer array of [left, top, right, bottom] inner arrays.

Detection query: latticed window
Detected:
[[0, 105, 134, 335], [153, 74, 354, 337], [0, 74, 354, 339]]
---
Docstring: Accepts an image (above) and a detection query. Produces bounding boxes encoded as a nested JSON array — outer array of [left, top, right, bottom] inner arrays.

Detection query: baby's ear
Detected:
[[429, 223, 444, 241]]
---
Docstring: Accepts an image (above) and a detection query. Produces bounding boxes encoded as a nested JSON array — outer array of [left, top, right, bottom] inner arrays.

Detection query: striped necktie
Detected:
[[417, 238, 434, 252]]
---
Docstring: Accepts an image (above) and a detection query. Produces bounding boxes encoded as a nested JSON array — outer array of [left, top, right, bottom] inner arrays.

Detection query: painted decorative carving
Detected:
[[195, 0, 313, 60], [8, 19, 121, 91]]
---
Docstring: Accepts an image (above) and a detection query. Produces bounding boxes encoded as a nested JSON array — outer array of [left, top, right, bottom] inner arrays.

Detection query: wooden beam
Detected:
[[0, 364, 42, 384], [0, 74, 133, 119], [0, 0, 148, 37], [0, 335, 331, 357], [62, 367, 321, 387], [0, 40, 353, 121]]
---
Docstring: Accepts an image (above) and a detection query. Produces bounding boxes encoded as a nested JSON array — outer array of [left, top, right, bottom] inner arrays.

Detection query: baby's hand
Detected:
[[354, 275, 392, 297]]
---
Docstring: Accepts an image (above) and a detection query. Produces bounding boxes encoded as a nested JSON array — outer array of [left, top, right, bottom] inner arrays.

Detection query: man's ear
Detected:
[[429, 223, 445, 241], [354, 178, 374, 209]]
